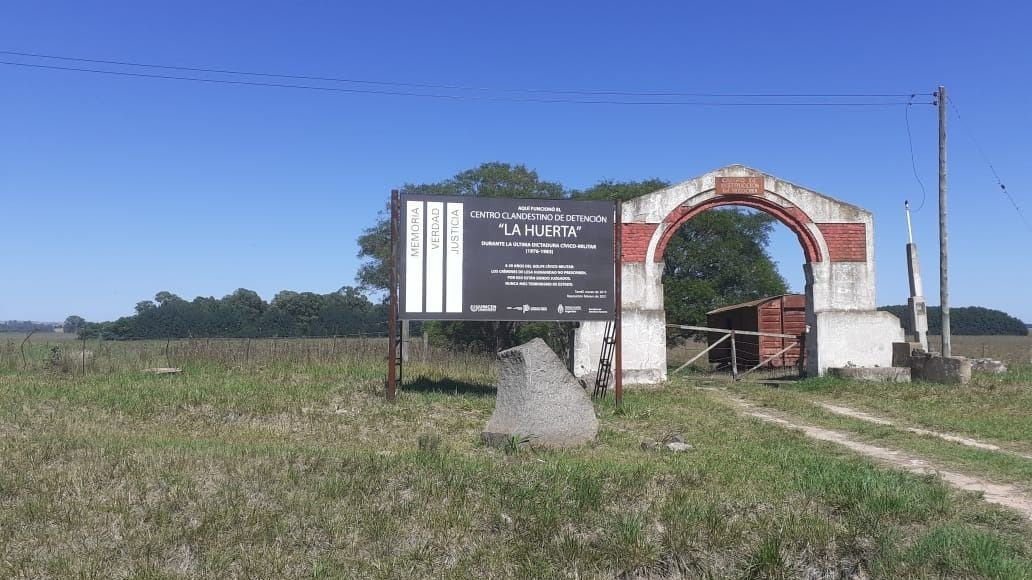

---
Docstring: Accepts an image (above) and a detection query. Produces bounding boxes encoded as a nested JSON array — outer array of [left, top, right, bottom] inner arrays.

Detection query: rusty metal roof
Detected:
[[706, 294, 803, 315]]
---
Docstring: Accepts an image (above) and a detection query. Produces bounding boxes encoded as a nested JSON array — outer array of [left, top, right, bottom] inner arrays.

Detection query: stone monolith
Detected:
[[482, 338, 599, 448]]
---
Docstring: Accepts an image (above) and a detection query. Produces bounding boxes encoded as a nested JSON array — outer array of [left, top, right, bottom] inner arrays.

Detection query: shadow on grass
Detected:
[[402, 376, 497, 397]]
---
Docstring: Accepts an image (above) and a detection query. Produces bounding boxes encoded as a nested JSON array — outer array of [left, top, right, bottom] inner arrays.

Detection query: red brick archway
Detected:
[[573, 165, 902, 383], [622, 195, 869, 265], [651, 194, 823, 264]]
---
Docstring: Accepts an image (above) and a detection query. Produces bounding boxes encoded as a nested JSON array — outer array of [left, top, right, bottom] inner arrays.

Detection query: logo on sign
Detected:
[[470, 304, 497, 313], [556, 304, 565, 314]]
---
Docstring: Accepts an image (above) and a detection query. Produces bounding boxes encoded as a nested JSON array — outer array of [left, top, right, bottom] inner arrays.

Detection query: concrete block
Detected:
[[910, 352, 972, 384], [813, 310, 904, 373], [892, 342, 923, 367], [828, 366, 911, 382]]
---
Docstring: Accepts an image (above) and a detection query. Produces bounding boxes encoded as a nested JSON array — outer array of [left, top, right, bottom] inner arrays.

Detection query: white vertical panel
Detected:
[[405, 200, 424, 313], [445, 202, 464, 313], [425, 202, 444, 312]]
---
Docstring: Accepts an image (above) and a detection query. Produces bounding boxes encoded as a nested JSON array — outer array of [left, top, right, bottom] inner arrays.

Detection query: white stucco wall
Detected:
[[814, 311, 904, 370]]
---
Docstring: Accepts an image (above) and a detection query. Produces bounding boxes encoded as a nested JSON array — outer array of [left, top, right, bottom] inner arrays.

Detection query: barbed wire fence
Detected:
[[2, 331, 1028, 376], [0, 332, 436, 375], [665, 333, 1031, 375]]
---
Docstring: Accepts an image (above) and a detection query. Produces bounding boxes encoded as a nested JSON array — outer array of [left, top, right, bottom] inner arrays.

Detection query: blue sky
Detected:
[[2, 1, 1030, 323]]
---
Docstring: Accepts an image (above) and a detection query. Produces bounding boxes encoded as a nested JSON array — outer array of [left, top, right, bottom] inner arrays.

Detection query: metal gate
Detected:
[[667, 324, 805, 382]]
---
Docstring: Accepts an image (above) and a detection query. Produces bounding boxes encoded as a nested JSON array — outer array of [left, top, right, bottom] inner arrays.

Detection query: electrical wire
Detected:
[[0, 49, 933, 100], [0, 60, 936, 107], [2, 60, 932, 106], [947, 96, 1032, 233], [904, 94, 930, 212]]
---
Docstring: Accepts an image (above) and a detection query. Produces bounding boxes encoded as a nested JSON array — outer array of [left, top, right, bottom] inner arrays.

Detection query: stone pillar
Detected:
[[802, 263, 819, 376], [905, 243, 929, 351], [802, 256, 903, 374], [573, 261, 666, 384]]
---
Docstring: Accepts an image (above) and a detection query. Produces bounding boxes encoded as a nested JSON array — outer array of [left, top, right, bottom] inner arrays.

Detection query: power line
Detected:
[[0, 49, 931, 100], [904, 94, 931, 212], [947, 96, 1032, 233], [0, 60, 935, 106], [1, 60, 476, 100], [2, 60, 931, 106]]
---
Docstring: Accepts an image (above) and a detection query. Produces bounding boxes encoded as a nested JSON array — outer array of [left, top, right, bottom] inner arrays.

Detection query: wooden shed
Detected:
[[706, 294, 806, 369]]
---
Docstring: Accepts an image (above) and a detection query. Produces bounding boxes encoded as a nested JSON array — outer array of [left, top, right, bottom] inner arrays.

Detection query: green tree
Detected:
[[427, 162, 565, 199], [154, 291, 180, 306], [268, 291, 323, 336], [220, 288, 266, 336], [150, 291, 197, 338], [312, 286, 384, 336], [355, 209, 391, 295], [572, 178, 669, 202], [63, 315, 86, 334]]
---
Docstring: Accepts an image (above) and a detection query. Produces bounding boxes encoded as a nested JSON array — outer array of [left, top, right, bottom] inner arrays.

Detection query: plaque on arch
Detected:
[[715, 176, 765, 195]]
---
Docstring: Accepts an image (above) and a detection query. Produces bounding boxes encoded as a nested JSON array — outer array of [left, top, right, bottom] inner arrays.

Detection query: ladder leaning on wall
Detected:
[[593, 320, 616, 398]]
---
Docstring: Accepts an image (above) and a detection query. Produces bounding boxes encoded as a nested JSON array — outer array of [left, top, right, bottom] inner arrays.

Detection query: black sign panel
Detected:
[[399, 194, 615, 321]]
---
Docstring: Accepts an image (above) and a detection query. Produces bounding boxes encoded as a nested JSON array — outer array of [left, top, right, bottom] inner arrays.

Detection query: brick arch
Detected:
[[576, 165, 904, 384], [651, 194, 823, 264]]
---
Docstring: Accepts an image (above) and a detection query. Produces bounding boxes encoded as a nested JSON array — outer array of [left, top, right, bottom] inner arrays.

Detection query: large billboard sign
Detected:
[[399, 194, 616, 321]]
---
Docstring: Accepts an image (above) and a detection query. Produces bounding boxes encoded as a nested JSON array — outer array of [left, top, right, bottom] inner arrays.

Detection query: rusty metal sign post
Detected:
[[386, 190, 400, 402], [614, 203, 623, 407]]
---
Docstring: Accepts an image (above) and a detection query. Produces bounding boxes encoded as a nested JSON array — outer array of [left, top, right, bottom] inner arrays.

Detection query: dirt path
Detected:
[[722, 395, 1032, 520], [818, 402, 1032, 460]]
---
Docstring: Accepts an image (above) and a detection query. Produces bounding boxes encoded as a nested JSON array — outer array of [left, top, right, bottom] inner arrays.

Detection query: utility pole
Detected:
[[937, 85, 951, 357]]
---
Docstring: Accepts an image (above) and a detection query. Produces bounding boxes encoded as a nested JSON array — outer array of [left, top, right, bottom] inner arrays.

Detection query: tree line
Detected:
[[75, 287, 385, 339], [0, 320, 61, 333], [879, 305, 1028, 336]]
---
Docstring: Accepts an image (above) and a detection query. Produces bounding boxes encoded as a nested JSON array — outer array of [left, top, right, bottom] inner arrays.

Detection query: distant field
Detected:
[[1, 340, 1031, 577], [928, 334, 1031, 364]]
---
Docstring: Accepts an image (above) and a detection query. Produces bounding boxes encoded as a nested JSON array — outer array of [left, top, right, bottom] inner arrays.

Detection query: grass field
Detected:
[[2, 339, 1032, 578], [4, 331, 1027, 375]]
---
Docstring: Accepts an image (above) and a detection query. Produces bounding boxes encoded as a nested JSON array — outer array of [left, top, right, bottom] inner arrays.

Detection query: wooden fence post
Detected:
[[730, 330, 738, 381]]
